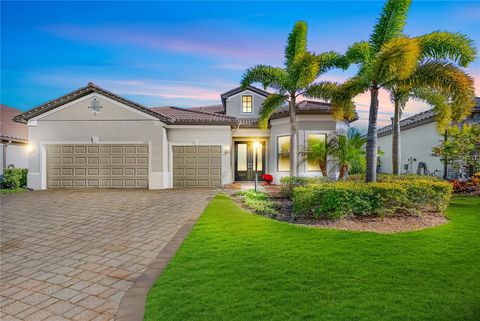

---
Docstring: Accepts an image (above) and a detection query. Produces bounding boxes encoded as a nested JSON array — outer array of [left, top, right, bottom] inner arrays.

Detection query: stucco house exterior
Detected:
[[1, 105, 29, 175], [14, 82, 355, 190], [377, 97, 480, 178]]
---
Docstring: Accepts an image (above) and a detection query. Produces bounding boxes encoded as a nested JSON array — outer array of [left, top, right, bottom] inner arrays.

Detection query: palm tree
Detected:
[[389, 67, 475, 175], [241, 21, 349, 176], [388, 32, 476, 175], [338, 0, 476, 182], [331, 128, 367, 179]]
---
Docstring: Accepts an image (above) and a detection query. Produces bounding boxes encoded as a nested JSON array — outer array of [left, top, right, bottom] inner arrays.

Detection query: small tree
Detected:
[[330, 128, 367, 179], [432, 124, 480, 178], [299, 134, 332, 177]]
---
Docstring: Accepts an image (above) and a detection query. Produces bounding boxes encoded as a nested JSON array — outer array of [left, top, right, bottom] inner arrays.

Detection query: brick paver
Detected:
[[1, 189, 214, 321]]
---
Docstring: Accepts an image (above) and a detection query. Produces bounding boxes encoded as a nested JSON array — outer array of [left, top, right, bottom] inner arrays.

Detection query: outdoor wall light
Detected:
[[224, 145, 230, 153], [25, 143, 35, 155], [89, 98, 102, 115]]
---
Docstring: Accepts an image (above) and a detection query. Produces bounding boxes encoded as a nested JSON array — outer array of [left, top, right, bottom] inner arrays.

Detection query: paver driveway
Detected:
[[1, 189, 215, 321]]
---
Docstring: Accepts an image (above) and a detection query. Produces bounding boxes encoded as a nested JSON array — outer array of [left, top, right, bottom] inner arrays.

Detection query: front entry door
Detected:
[[234, 141, 265, 181]]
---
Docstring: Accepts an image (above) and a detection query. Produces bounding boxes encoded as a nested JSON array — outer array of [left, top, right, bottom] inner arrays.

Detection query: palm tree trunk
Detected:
[[442, 130, 448, 179], [392, 99, 401, 175], [289, 96, 298, 177], [339, 164, 348, 179], [366, 86, 379, 183]]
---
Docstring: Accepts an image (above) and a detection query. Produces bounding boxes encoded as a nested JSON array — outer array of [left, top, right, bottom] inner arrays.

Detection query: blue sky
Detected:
[[1, 1, 479, 129]]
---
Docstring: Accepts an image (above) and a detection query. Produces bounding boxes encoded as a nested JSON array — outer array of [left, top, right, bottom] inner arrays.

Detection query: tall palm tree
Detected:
[[338, 0, 476, 182], [389, 64, 475, 175], [331, 128, 367, 179], [388, 32, 476, 175], [241, 21, 350, 176]]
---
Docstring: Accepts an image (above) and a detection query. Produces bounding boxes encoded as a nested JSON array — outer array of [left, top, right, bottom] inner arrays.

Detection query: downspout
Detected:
[[442, 130, 448, 180]]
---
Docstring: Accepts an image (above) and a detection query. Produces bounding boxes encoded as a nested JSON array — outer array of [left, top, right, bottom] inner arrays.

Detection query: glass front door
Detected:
[[234, 141, 265, 181]]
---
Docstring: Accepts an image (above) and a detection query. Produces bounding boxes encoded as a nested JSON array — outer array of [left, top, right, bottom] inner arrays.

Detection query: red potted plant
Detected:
[[262, 174, 273, 185]]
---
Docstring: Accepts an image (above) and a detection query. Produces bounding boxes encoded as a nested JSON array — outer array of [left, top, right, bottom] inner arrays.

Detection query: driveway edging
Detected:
[[114, 194, 215, 321]]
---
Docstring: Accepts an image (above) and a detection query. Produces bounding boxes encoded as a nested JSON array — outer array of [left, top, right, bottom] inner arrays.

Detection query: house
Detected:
[[14, 82, 355, 189], [1, 104, 29, 175], [377, 97, 480, 178]]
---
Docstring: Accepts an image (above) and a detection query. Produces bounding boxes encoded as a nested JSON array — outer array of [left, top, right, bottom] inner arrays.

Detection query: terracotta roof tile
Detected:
[[150, 106, 237, 125], [1, 105, 28, 142], [190, 104, 224, 114]]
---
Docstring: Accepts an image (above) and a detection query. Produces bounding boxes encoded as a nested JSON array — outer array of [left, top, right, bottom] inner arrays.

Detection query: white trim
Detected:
[[304, 131, 327, 173], [27, 120, 38, 127], [275, 133, 290, 173], [30, 93, 161, 122]]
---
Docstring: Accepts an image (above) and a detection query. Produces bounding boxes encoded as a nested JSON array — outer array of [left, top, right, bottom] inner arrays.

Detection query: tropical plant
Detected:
[[388, 33, 476, 175], [241, 21, 349, 176], [299, 134, 331, 176], [330, 128, 367, 179], [432, 123, 480, 178]]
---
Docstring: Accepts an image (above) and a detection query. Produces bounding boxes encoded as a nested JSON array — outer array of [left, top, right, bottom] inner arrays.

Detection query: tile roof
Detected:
[[378, 97, 480, 137], [190, 104, 224, 114], [150, 106, 237, 125], [1, 105, 28, 142], [238, 118, 260, 128], [270, 100, 357, 121]]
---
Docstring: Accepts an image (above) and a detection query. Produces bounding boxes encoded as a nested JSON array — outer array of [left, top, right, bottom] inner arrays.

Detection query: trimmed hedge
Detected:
[[2, 168, 28, 189], [293, 179, 452, 219], [280, 176, 329, 198]]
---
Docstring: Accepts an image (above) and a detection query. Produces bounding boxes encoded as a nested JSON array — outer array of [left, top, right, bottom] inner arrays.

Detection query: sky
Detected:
[[1, 0, 479, 130]]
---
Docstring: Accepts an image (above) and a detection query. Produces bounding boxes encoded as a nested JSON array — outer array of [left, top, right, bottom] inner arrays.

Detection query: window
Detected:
[[277, 136, 290, 172], [242, 95, 253, 113], [306, 133, 326, 171]]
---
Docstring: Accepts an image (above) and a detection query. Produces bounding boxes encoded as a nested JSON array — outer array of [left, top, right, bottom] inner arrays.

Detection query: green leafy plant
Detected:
[[330, 128, 367, 178], [280, 176, 329, 198], [432, 124, 480, 177], [234, 190, 278, 216], [292, 179, 451, 219], [2, 168, 28, 189]]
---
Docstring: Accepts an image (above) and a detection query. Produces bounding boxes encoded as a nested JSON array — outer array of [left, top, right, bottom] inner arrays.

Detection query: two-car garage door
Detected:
[[47, 144, 149, 188]]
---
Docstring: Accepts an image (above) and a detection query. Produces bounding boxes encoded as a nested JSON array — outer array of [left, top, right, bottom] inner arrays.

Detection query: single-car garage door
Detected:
[[47, 144, 149, 188], [172, 145, 221, 187]]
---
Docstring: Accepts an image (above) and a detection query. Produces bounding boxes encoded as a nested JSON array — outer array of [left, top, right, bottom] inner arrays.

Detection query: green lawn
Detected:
[[145, 195, 480, 321]]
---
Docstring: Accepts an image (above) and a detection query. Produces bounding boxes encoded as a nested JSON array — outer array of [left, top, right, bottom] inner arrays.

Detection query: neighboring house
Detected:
[[1, 104, 28, 175], [377, 97, 480, 178], [14, 82, 355, 190]]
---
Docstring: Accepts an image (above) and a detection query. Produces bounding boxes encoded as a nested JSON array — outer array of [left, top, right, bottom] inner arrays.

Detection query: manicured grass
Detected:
[[145, 195, 480, 321], [0, 187, 27, 195]]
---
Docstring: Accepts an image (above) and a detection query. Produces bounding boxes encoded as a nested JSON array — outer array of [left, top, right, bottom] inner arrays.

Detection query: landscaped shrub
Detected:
[[280, 176, 329, 198], [292, 179, 452, 219], [2, 168, 28, 189], [347, 173, 442, 182], [450, 172, 480, 194], [234, 190, 278, 216]]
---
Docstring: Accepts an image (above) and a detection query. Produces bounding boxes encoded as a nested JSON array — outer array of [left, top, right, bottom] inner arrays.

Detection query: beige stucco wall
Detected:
[[26, 93, 168, 189], [377, 121, 444, 176], [225, 90, 266, 118], [166, 126, 232, 185]]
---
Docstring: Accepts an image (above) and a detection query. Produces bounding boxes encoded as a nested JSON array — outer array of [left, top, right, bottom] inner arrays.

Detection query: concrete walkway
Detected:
[[1, 189, 215, 321]]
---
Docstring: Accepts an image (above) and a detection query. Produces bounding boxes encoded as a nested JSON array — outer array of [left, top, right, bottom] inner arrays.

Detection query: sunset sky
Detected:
[[2, 1, 479, 130]]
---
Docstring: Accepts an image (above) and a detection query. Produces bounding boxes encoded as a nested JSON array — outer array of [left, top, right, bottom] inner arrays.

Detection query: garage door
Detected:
[[47, 144, 148, 188], [172, 145, 221, 187]]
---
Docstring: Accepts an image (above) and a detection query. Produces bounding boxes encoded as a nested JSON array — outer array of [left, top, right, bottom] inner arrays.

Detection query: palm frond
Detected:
[[241, 65, 287, 90], [317, 51, 349, 74], [303, 81, 339, 101], [411, 88, 452, 132], [257, 93, 288, 129], [373, 37, 420, 84], [285, 21, 308, 69], [369, 0, 412, 53], [345, 41, 372, 65], [287, 51, 320, 90], [417, 31, 477, 67]]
